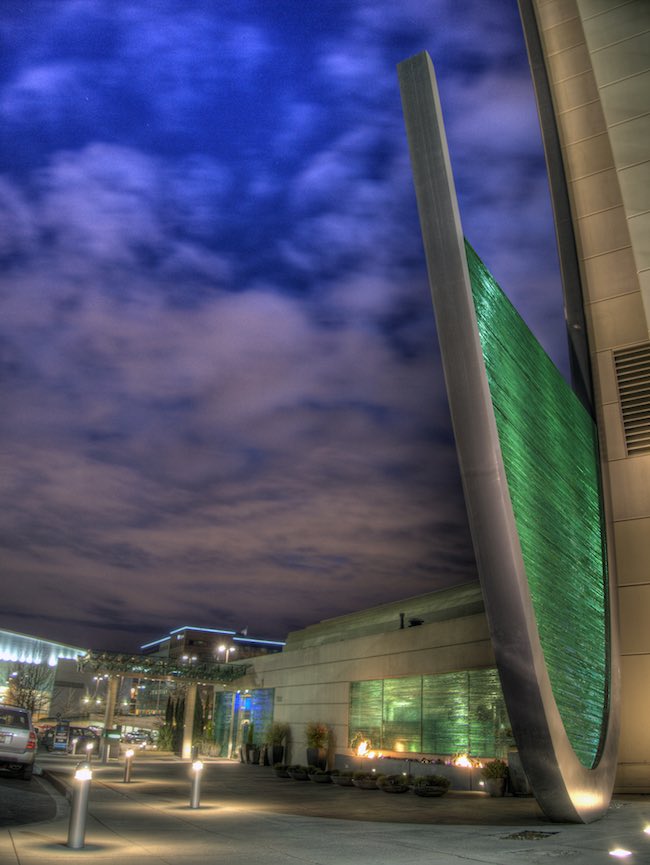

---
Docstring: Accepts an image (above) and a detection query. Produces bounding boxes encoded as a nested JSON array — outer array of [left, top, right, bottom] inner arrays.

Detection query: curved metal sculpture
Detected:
[[398, 51, 620, 823]]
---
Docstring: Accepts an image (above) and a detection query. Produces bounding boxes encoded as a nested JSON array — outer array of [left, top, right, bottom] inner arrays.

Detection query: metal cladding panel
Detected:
[[398, 50, 620, 823]]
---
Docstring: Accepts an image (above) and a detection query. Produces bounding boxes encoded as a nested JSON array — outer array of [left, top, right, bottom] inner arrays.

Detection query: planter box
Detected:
[[331, 774, 354, 786], [352, 778, 379, 789], [412, 785, 449, 797], [333, 755, 481, 791]]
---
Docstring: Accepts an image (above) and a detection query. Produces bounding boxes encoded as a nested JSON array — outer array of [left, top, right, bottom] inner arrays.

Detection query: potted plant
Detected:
[[308, 766, 332, 783], [305, 721, 329, 770], [351, 770, 379, 789], [411, 775, 451, 797], [265, 722, 290, 766], [330, 769, 354, 787], [242, 721, 257, 763], [247, 722, 261, 765], [286, 764, 310, 781], [377, 773, 410, 793], [480, 759, 509, 797], [272, 763, 290, 778]]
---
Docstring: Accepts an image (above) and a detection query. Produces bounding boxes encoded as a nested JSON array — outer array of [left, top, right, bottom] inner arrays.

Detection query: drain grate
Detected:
[[502, 831, 559, 841], [613, 342, 650, 456]]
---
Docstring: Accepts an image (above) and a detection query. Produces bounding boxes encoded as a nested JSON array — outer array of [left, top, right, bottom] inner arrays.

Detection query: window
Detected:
[[350, 668, 511, 758]]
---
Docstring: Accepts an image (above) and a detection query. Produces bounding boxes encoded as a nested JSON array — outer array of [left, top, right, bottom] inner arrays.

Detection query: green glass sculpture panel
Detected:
[[465, 241, 608, 768], [350, 669, 510, 757]]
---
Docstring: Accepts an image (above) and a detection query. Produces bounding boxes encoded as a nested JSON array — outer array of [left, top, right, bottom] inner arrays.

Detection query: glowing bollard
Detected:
[[71, 737, 79, 755], [67, 763, 92, 849], [123, 748, 134, 783], [85, 741, 94, 763], [190, 760, 203, 809]]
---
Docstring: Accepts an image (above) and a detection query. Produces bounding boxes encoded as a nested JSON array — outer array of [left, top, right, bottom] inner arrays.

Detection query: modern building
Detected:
[[212, 584, 514, 768], [518, 0, 650, 800], [140, 625, 285, 664], [211, 3, 649, 825], [0, 628, 88, 720]]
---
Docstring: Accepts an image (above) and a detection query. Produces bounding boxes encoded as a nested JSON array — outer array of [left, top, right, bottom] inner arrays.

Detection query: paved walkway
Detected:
[[1, 755, 649, 864]]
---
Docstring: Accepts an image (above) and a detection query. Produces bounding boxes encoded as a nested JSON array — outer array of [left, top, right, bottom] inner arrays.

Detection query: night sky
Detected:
[[1, 0, 565, 652]]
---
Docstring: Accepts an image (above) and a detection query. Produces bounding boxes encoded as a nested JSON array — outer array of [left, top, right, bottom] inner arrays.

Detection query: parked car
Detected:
[[0, 704, 37, 780], [67, 727, 100, 754], [41, 725, 99, 754], [122, 729, 154, 748]]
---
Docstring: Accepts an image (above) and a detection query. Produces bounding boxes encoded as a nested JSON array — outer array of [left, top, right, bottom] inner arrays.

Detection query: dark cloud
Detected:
[[0, 0, 567, 651]]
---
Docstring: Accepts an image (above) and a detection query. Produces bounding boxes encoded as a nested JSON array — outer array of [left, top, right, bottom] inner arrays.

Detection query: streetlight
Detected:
[[217, 644, 236, 663]]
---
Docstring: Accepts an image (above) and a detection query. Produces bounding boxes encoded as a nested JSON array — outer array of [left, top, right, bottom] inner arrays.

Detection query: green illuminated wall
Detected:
[[465, 241, 608, 768], [349, 669, 511, 757]]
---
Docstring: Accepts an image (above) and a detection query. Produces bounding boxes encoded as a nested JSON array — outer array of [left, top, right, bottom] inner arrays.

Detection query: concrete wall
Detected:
[[530, 0, 650, 792], [233, 587, 494, 766]]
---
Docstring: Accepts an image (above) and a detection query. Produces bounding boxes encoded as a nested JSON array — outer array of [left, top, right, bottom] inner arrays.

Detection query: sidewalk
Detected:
[[2, 755, 649, 864]]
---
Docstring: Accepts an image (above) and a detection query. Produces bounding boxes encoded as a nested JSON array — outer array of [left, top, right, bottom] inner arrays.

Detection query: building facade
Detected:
[[519, 0, 650, 795], [213, 585, 512, 765]]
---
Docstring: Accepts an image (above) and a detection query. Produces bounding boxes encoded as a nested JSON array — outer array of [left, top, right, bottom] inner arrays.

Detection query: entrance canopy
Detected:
[[77, 650, 249, 684]]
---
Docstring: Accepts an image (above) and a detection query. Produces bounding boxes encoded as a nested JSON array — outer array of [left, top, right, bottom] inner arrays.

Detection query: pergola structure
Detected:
[[77, 650, 250, 759]]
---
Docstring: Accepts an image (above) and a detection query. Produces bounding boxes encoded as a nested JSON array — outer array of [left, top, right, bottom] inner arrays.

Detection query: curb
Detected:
[[42, 769, 72, 801]]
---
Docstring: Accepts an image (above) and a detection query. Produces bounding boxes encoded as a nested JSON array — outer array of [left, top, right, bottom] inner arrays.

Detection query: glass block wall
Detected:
[[213, 688, 275, 755], [213, 690, 234, 756], [349, 669, 511, 758], [465, 241, 608, 768]]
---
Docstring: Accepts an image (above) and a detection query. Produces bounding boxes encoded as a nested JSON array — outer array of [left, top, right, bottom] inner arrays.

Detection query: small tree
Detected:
[[6, 662, 55, 716]]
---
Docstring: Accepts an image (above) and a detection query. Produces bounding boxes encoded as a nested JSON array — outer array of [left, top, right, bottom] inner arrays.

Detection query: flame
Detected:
[[356, 740, 382, 759], [452, 753, 482, 768]]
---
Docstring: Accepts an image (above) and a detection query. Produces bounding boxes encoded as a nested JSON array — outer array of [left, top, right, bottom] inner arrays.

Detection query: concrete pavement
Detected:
[[1, 754, 649, 864]]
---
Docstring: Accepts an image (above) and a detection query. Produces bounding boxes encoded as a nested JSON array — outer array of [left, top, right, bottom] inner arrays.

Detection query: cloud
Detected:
[[0, 0, 566, 650]]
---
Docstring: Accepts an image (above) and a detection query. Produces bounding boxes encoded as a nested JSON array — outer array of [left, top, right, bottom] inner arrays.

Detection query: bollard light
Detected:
[[85, 741, 94, 763], [123, 748, 135, 783], [67, 762, 92, 849], [190, 760, 203, 809], [75, 765, 93, 782], [71, 737, 79, 755]]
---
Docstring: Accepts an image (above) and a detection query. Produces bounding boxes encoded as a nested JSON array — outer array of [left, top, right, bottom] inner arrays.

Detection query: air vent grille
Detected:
[[614, 342, 650, 456]]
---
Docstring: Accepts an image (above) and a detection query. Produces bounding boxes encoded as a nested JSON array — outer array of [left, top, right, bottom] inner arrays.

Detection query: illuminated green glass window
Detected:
[[350, 669, 510, 757], [465, 241, 608, 768], [383, 677, 422, 752], [349, 679, 382, 747]]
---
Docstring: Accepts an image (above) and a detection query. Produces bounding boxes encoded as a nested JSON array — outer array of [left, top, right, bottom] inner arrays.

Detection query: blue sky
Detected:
[[0, 0, 564, 651]]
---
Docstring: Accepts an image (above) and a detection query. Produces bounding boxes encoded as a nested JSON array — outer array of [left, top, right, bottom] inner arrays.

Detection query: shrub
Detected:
[[305, 721, 329, 748], [265, 722, 289, 746], [480, 759, 508, 779], [412, 775, 451, 789], [377, 773, 410, 790]]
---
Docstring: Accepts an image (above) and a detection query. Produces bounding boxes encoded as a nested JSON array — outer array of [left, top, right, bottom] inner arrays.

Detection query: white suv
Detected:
[[0, 704, 37, 780]]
